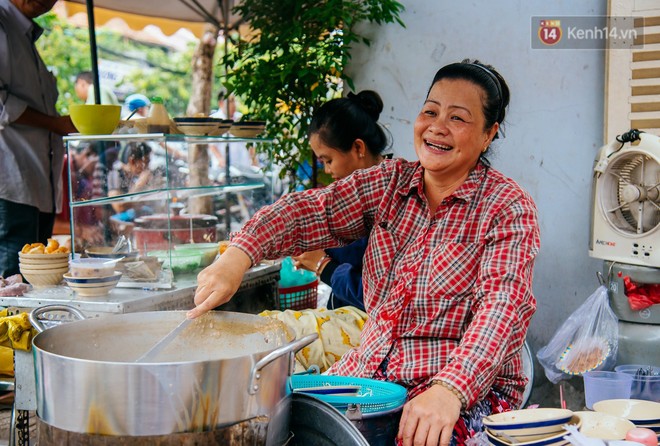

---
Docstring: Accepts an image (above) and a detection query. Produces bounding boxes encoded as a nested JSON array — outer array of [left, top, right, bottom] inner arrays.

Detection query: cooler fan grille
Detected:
[[598, 152, 660, 236]]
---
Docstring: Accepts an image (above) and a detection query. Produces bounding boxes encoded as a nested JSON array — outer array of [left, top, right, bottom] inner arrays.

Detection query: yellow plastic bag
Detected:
[[260, 306, 367, 373], [0, 310, 36, 351]]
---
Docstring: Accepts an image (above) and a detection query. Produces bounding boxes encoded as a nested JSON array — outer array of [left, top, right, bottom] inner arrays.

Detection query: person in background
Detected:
[[74, 71, 119, 105], [210, 88, 242, 121], [292, 90, 389, 311], [123, 93, 150, 119], [0, 0, 78, 277], [107, 142, 156, 216], [68, 143, 104, 246], [192, 59, 540, 446]]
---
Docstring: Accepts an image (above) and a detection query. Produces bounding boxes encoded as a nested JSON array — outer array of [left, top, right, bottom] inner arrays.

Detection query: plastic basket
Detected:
[[278, 279, 318, 310], [289, 375, 407, 415]]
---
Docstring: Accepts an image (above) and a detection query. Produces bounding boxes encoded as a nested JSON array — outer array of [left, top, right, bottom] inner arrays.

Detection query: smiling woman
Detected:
[[191, 59, 540, 446]]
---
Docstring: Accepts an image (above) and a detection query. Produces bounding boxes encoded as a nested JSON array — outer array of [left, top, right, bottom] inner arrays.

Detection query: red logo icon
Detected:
[[538, 19, 562, 45]]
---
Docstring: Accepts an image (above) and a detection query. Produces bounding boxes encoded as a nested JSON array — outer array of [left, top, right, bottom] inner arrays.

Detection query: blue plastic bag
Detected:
[[279, 257, 316, 288]]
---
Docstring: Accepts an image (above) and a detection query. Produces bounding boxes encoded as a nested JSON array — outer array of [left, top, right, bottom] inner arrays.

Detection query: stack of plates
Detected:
[[63, 272, 122, 297], [483, 408, 578, 446]]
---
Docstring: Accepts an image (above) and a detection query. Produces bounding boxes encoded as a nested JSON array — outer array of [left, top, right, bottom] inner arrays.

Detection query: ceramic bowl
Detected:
[[483, 408, 574, 439], [69, 104, 121, 135], [85, 246, 139, 261], [63, 272, 122, 297], [207, 119, 233, 136], [575, 410, 636, 440], [20, 265, 69, 287], [229, 121, 266, 138], [69, 258, 118, 278], [18, 260, 69, 270], [173, 117, 222, 136], [18, 252, 70, 263], [593, 399, 660, 425]]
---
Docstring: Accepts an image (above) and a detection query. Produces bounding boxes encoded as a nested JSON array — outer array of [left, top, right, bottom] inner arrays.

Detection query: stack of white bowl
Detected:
[[63, 258, 122, 297], [18, 252, 69, 287], [483, 408, 579, 446], [593, 399, 660, 444]]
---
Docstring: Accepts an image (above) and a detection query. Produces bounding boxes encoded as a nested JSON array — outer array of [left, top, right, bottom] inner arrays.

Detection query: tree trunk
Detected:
[[187, 24, 218, 216]]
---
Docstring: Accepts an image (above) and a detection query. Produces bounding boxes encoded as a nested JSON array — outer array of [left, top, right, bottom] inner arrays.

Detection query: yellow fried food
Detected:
[[28, 245, 45, 254], [45, 238, 59, 253], [21, 244, 31, 253], [54, 246, 70, 254]]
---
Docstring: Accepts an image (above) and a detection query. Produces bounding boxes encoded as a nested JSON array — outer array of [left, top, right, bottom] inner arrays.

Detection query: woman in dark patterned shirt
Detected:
[[192, 60, 541, 446]]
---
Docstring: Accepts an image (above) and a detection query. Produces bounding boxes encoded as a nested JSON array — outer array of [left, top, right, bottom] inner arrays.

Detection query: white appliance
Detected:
[[590, 130, 660, 268]]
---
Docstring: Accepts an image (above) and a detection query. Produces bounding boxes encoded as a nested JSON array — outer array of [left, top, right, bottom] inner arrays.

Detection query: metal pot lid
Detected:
[[134, 213, 218, 229], [289, 393, 369, 446]]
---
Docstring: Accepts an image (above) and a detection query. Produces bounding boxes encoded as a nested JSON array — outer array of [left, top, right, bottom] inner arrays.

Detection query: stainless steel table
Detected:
[[0, 262, 281, 445]]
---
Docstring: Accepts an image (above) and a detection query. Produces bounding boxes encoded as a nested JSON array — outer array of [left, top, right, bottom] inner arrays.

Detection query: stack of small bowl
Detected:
[[18, 251, 70, 287], [483, 408, 579, 446], [63, 258, 122, 297]]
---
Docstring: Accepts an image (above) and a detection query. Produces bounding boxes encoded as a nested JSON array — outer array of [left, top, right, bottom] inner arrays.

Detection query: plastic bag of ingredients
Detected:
[[537, 285, 619, 383]]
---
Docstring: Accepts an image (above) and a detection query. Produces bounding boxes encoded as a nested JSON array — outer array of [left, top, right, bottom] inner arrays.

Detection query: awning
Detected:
[[60, 0, 244, 104], [62, 0, 244, 37]]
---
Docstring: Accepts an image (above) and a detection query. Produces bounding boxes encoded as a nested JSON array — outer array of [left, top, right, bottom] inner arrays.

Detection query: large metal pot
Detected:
[[30, 306, 316, 437]]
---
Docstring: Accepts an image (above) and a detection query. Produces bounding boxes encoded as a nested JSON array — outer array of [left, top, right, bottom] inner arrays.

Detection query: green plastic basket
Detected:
[[289, 375, 407, 414]]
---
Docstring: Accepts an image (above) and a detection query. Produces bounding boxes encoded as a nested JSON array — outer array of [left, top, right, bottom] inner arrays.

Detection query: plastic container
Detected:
[[69, 258, 118, 278], [583, 370, 633, 409], [614, 364, 660, 402], [147, 97, 170, 133]]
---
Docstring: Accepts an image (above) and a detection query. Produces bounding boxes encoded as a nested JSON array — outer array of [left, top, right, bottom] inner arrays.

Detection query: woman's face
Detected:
[[310, 133, 362, 180], [414, 78, 498, 181]]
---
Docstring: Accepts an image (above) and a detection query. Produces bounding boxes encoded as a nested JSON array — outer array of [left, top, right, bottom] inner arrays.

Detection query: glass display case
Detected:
[[64, 133, 277, 288]]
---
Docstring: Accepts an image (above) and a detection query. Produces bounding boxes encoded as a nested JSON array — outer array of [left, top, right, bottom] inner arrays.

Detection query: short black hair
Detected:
[[76, 71, 93, 84]]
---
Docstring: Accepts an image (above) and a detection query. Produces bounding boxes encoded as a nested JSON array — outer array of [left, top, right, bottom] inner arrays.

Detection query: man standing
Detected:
[[0, 0, 77, 277], [74, 71, 119, 105]]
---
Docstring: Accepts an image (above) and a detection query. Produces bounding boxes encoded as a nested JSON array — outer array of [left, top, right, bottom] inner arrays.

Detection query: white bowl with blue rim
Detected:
[[483, 408, 574, 440], [485, 416, 580, 446], [63, 272, 122, 297], [575, 411, 635, 440], [593, 399, 660, 425]]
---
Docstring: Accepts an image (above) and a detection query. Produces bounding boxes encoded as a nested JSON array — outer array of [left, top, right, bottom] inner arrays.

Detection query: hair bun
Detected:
[[349, 90, 384, 121]]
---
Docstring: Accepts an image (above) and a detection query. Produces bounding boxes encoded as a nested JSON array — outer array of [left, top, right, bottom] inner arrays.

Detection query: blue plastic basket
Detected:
[[289, 375, 407, 414]]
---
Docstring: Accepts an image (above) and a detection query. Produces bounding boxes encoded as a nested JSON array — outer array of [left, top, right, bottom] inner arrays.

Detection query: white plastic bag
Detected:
[[537, 286, 618, 384]]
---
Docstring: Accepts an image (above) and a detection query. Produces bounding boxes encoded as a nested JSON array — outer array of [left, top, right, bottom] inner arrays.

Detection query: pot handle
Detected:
[[29, 305, 86, 333], [248, 333, 318, 395]]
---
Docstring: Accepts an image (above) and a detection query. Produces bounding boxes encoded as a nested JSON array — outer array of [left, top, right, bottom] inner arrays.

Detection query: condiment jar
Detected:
[[147, 97, 171, 133]]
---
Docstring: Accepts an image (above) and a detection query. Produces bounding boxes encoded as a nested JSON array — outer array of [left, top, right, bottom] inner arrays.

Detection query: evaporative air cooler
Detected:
[[589, 129, 660, 365]]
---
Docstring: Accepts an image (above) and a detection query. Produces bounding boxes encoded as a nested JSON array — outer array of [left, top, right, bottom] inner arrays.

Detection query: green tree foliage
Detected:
[[223, 0, 404, 188], [34, 12, 198, 116]]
